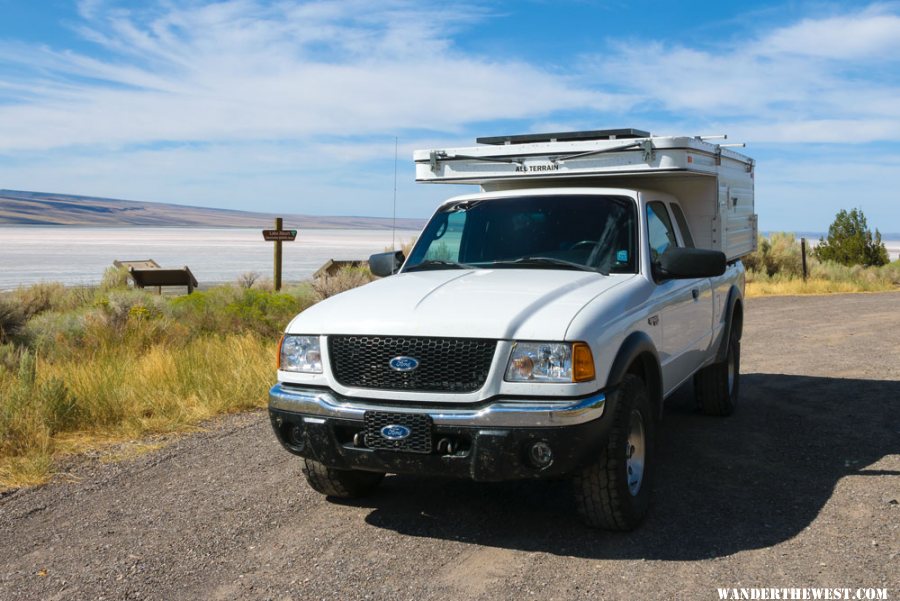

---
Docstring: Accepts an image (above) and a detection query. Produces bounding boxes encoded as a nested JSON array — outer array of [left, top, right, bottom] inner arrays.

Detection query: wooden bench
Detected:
[[313, 259, 367, 280], [114, 260, 198, 294]]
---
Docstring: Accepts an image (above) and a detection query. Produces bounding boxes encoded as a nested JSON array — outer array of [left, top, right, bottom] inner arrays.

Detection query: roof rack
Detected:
[[476, 128, 651, 146]]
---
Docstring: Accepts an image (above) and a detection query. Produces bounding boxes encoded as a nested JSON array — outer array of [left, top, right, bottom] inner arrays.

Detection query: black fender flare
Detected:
[[606, 331, 663, 419], [716, 285, 744, 362]]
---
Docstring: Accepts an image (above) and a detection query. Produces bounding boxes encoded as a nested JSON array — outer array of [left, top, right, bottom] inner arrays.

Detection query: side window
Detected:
[[647, 201, 678, 259], [424, 210, 465, 261], [669, 203, 695, 248]]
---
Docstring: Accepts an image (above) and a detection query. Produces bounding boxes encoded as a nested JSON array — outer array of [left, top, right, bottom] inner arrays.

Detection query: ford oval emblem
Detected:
[[380, 424, 412, 440], [389, 356, 419, 372]]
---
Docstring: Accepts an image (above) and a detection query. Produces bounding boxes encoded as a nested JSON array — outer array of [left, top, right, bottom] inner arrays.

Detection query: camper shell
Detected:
[[413, 129, 757, 261]]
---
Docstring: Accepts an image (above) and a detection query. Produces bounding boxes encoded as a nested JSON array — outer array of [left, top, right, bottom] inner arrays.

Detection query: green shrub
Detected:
[[814, 208, 889, 267], [223, 288, 306, 337]]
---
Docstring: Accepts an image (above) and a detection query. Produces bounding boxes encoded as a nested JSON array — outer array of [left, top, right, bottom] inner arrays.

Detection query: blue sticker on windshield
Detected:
[[616, 250, 628, 262]]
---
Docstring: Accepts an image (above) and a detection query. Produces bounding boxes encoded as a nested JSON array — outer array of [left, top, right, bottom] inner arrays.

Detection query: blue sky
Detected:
[[0, 0, 899, 233]]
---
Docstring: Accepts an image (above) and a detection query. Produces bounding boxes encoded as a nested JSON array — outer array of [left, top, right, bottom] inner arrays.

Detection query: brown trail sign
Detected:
[[262, 229, 297, 241], [263, 217, 297, 291]]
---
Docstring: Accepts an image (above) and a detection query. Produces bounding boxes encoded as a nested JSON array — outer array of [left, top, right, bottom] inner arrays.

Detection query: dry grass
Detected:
[[746, 278, 897, 297], [311, 265, 375, 299], [0, 335, 276, 489], [0, 282, 313, 490], [745, 233, 900, 297]]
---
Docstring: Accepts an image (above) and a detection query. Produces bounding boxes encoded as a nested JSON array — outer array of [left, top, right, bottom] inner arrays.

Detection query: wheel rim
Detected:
[[625, 410, 646, 496]]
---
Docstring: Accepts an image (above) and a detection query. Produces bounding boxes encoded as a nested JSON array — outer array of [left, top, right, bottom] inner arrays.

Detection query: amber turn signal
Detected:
[[276, 334, 285, 370], [572, 342, 595, 382]]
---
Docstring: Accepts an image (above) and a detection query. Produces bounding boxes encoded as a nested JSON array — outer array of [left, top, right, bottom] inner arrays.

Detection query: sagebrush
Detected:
[[744, 232, 899, 296], [0, 281, 318, 488]]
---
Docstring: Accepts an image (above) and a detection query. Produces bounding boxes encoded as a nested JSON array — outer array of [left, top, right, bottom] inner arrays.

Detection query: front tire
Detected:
[[695, 324, 741, 416], [302, 459, 384, 498], [573, 374, 655, 530]]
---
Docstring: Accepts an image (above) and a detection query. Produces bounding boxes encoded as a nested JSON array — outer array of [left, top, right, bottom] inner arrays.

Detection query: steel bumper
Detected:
[[268, 383, 613, 481], [268, 383, 606, 428]]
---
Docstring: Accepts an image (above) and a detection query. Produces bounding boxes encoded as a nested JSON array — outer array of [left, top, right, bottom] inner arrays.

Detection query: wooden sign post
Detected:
[[262, 218, 297, 291]]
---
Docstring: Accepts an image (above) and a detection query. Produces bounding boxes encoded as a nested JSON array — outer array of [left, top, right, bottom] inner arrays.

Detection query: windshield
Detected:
[[405, 194, 637, 274]]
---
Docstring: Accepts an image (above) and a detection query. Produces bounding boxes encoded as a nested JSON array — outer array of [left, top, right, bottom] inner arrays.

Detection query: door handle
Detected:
[[691, 288, 700, 300]]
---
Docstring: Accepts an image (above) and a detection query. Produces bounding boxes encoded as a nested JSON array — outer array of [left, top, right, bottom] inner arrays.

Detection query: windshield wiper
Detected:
[[487, 257, 608, 275], [404, 259, 471, 272]]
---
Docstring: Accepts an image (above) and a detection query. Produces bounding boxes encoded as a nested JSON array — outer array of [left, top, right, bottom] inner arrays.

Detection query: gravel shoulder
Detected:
[[2, 292, 899, 601]]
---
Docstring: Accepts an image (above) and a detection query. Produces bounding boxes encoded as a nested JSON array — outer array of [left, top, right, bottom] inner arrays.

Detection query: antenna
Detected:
[[392, 136, 398, 251]]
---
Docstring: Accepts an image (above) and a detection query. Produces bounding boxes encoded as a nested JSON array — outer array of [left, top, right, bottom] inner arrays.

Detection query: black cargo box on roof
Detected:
[[476, 128, 651, 146]]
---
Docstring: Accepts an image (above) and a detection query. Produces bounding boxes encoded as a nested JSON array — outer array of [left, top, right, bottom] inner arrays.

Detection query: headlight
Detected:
[[504, 341, 595, 383], [279, 335, 323, 373]]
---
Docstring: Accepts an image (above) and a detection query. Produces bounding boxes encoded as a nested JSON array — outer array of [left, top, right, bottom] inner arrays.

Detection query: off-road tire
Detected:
[[301, 459, 384, 498], [573, 374, 655, 530], [695, 324, 741, 416]]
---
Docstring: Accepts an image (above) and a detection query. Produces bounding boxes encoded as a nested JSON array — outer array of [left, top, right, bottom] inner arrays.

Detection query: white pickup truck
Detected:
[[269, 129, 757, 530]]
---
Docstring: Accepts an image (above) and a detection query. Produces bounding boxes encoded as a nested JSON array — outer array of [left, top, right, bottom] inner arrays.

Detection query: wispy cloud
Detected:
[[1, 1, 898, 228], [0, 0, 613, 152], [590, 3, 900, 143]]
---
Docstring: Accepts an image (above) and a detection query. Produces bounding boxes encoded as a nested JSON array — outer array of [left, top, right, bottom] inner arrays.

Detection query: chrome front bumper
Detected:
[[268, 383, 606, 428]]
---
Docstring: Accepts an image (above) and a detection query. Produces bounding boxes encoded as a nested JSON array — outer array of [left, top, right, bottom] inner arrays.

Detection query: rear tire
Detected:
[[695, 324, 741, 416], [573, 374, 655, 530], [302, 459, 384, 498]]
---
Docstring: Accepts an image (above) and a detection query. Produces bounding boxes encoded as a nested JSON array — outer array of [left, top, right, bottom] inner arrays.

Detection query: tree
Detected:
[[813, 208, 889, 267]]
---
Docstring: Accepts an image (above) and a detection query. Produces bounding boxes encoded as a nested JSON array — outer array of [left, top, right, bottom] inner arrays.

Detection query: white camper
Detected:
[[414, 128, 757, 261]]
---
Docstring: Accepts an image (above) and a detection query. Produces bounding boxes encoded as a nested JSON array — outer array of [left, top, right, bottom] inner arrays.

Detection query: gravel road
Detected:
[[2, 292, 898, 601]]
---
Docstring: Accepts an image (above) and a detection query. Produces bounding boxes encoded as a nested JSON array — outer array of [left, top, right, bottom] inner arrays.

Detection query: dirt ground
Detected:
[[1, 292, 898, 601]]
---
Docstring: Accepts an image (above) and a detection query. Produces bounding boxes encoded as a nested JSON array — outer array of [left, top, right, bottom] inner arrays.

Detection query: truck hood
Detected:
[[288, 269, 634, 340]]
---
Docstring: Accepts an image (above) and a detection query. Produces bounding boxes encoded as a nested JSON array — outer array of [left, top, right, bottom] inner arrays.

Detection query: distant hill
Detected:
[[0, 189, 425, 230]]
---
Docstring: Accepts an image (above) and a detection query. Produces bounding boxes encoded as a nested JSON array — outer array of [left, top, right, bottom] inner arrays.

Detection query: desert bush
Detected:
[[101, 289, 167, 330], [222, 288, 308, 337], [0, 342, 20, 374], [100, 265, 131, 291], [814, 208, 889, 267], [12, 282, 71, 318], [385, 236, 418, 256], [742, 232, 899, 296], [0, 278, 341, 488], [23, 310, 91, 359], [168, 285, 311, 337], [0, 298, 26, 344], [236, 271, 261, 289], [312, 265, 375, 300], [743, 232, 803, 278]]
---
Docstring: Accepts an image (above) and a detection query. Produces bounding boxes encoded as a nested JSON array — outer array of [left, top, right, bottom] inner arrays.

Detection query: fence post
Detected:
[[801, 237, 808, 281]]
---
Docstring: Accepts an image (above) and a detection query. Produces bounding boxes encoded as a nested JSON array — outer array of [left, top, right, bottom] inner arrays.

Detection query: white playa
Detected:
[[0, 227, 420, 290]]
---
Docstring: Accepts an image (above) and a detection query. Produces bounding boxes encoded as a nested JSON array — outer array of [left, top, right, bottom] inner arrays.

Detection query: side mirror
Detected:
[[369, 250, 406, 277], [653, 247, 726, 280]]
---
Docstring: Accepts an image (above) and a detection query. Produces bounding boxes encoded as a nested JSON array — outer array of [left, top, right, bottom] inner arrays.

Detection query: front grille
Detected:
[[364, 411, 432, 453], [329, 335, 496, 392]]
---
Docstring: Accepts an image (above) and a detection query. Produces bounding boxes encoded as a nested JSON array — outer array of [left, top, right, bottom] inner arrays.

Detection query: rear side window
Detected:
[[669, 203, 695, 248], [647, 201, 678, 260]]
